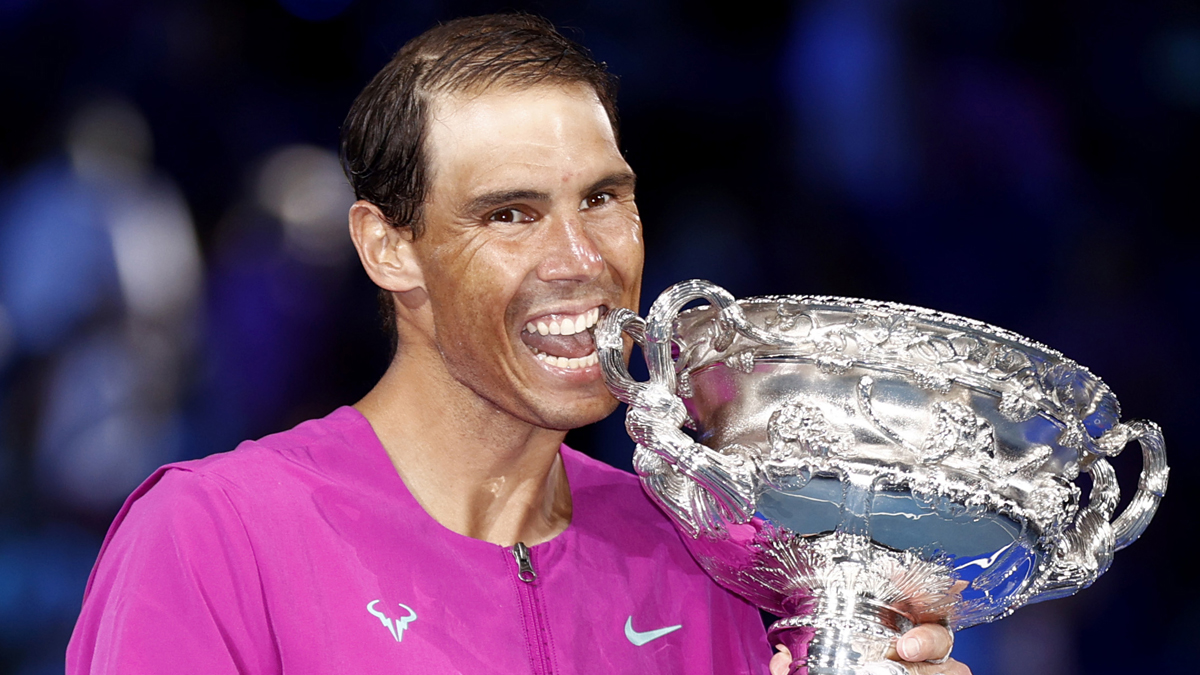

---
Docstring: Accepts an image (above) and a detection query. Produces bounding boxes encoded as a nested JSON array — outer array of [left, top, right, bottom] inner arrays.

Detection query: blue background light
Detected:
[[1, 1, 1194, 673]]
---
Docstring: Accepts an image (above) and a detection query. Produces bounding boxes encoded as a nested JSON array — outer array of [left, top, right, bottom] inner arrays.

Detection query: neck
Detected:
[[355, 350, 573, 547]]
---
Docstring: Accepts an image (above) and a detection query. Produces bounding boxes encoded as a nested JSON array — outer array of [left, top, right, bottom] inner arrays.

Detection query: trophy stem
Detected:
[[768, 577, 909, 675]]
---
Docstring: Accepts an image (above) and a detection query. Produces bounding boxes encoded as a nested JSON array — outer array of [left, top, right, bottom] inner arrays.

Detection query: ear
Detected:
[[349, 200, 425, 295]]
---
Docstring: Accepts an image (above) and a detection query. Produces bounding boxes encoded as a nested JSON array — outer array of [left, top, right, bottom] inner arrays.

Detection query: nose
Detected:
[[536, 216, 604, 282]]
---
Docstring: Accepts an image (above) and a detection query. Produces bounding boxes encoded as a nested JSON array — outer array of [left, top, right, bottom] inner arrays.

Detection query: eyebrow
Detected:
[[464, 189, 552, 216], [462, 172, 638, 216], [584, 171, 637, 197]]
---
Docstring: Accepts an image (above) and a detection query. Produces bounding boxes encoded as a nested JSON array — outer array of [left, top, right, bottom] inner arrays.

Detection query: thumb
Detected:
[[770, 644, 792, 675]]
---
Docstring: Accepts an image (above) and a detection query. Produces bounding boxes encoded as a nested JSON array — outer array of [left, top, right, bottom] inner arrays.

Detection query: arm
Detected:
[[67, 468, 278, 674]]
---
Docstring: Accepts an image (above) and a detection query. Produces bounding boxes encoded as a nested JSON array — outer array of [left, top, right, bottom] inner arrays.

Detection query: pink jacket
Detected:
[[68, 407, 771, 673]]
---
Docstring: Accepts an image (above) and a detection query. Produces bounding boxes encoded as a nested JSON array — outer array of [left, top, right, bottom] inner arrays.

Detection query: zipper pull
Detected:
[[512, 542, 537, 583]]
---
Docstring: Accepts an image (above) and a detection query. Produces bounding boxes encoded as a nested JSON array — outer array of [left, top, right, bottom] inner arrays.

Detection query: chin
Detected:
[[533, 395, 620, 432]]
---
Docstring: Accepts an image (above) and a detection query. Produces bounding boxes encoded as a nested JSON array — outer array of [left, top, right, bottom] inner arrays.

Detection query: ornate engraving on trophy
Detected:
[[768, 398, 850, 460]]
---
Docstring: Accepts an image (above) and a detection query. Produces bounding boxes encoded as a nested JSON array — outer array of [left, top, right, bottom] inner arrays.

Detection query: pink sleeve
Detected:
[[67, 468, 279, 674]]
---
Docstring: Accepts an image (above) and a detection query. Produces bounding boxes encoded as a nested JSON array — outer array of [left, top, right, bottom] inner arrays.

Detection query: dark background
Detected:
[[1, 0, 1196, 673]]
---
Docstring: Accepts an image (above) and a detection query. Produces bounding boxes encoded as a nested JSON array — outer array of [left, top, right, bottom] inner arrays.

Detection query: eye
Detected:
[[488, 207, 535, 223], [580, 192, 612, 210]]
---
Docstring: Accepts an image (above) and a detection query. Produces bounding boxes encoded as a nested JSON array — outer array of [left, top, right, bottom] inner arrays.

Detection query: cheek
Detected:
[[430, 239, 528, 299], [591, 217, 644, 282], [434, 251, 539, 339]]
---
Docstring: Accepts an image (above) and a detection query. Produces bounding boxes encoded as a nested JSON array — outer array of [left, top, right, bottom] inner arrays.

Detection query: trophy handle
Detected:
[[1101, 420, 1169, 551], [599, 278, 794, 401], [1030, 420, 1168, 604], [597, 280, 781, 526], [642, 279, 791, 388], [594, 307, 649, 405]]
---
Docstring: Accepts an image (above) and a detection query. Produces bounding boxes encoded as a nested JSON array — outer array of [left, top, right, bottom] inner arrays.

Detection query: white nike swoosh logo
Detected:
[[625, 616, 682, 646]]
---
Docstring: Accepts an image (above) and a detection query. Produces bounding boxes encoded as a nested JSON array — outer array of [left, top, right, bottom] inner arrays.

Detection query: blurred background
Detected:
[[0, 0, 1195, 672]]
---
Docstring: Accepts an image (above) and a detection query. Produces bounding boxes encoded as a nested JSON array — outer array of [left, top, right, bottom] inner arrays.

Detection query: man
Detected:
[[68, 14, 967, 674]]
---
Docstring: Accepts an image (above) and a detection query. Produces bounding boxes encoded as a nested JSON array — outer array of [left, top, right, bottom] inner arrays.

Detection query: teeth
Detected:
[[529, 347, 599, 370], [523, 307, 604, 336]]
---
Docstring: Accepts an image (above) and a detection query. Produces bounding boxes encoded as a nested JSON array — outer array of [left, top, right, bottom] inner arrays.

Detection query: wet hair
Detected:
[[340, 14, 621, 347]]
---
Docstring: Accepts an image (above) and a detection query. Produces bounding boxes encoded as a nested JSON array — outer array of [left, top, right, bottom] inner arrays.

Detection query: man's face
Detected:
[[411, 84, 643, 430]]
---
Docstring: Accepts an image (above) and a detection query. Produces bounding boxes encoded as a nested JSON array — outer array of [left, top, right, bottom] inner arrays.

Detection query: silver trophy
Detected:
[[596, 279, 1167, 675]]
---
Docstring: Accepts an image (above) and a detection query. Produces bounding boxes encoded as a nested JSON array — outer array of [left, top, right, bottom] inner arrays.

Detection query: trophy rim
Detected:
[[671, 293, 1121, 450], [680, 293, 1081, 371]]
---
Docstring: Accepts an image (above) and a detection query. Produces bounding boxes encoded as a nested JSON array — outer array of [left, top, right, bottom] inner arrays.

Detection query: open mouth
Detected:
[[520, 306, 604, 370]]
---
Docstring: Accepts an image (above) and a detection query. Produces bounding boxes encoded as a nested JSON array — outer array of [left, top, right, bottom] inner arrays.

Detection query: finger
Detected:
[[892, 624, 953, 662], [769, 645, 792, 675], [899, 657, 972, 675]]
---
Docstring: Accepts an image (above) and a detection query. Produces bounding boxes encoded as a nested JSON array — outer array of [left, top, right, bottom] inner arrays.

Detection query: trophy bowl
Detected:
[[596, 280, 1167, 675]]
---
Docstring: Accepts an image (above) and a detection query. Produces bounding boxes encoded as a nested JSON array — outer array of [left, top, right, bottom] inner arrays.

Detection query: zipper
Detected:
[[510, 542, 554, 674], [513, 542, 537, 582]]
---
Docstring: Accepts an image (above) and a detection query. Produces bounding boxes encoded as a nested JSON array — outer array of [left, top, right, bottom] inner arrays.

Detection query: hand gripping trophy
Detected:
[[596, 280, 1168, 675]]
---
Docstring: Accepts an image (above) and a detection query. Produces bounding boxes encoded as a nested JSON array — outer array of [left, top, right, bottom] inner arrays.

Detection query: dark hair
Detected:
[[340, 14, 620, 347]]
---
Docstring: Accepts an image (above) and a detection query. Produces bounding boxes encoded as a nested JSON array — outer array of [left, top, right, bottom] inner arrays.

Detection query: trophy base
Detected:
[[766, 567, 917, 675]]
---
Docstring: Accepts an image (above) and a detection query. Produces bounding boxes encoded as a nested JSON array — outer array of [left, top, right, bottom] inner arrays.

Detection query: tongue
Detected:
[[521, 329, 596, 358]]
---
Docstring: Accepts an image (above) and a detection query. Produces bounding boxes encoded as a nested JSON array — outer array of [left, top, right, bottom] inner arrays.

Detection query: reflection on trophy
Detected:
[[596, 280, 1168, 675]]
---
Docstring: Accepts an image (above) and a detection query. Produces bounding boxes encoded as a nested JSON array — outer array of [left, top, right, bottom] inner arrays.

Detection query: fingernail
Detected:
[[898, 636, 921, 660]]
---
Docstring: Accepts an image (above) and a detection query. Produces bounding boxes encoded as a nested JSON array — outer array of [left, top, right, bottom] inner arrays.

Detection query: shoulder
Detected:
[[102, 407, 370, 553], [142, 406, 365, 499]]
